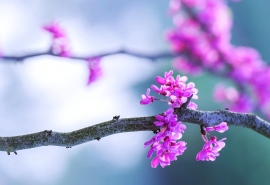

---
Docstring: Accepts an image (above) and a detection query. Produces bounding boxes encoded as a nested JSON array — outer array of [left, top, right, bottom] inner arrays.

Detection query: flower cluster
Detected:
[[141, 70, 228, 168], [166, 0, 232, 73], [140, 70, 198, 108], [197, 122, 228, 161], [167, 0, 270, 119], [144, 108, 187, 168], [43, 22, 71, 57]]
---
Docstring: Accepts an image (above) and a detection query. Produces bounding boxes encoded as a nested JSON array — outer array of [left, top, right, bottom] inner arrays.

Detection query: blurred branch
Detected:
[[1, 48, 228, 79], [1, 49, 178, 62], [1, 107, 269, 154]]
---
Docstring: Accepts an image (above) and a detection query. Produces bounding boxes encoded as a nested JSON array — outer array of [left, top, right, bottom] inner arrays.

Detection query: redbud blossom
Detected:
[[140, 88, 155, 105], [87, 57, 103, 85], [196, 137, 226, 161], [43, 22, 71, 57], [188, 102, 198, 110], [149, 70, 198, 108], [214, 84, 253, 112], [205, 122, 228, 133], [43, 22, 66, 39], [142, 70, 228, 166], [141, 70, 199, 167], [167, 0, 270, 119]]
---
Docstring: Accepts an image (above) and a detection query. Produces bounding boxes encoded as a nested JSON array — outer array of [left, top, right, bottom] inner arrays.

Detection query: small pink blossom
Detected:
[[205, 122, 228, 133], [43, 22, 66, 38], [188, 102, 198, 110], [87, 58, 103, 85], [43, 22, 72, 57], [151, 85, 170, 96], [155, 70, 174, 85], [140, 88, 155, 105]]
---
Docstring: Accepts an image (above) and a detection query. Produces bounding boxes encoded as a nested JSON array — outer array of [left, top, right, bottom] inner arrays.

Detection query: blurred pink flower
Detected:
[[173, 57, 202, 75], [87, 57, 103, 85], [229, 94, 253, 112], [214, 84, 238, 102], [214, 84, 253, 112], [43, 22, 66, 39], [43, 22, 71, 57], [166, 0, 270, 116], [169, 0, 182, 14]]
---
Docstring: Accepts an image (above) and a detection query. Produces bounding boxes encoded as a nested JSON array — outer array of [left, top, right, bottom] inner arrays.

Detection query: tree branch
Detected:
[[1, 48, 231, 84], [1, 49, 178, 62], [1, 107, 269, 154]]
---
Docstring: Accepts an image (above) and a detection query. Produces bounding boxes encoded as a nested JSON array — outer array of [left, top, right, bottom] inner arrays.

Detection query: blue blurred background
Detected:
[[0, 0, 270, 184]]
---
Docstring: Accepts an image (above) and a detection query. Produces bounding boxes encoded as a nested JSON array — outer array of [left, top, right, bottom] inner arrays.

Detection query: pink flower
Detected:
[[155, 70, 174, 85], [43, 22, 72, 57], [151, 140, 187, 168], [43, 22, 66, 38], [58, 43, 71, 57], [188, 102, 198, 110], [205, 122, 228, 133], [196, 136, 226, 161], [169, 95, 186, 108], [214, 84, 239, 103], [213, 84, 227, 102], [173, 57, 202, 75], [229, 94, 253, 112], [140, 88, 155, 105], [151, 85, 170, 96], [87, 58, 103, 84], [169, 0, 182, 14]]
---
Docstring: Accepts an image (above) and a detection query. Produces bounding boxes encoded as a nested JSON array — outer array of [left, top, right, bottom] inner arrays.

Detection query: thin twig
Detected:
[[1, 49, 178, 62]]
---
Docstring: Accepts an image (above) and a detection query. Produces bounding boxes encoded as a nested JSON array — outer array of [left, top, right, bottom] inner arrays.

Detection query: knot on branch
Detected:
[[44, 130, 52, 137], [113, 115, 120, 121]]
